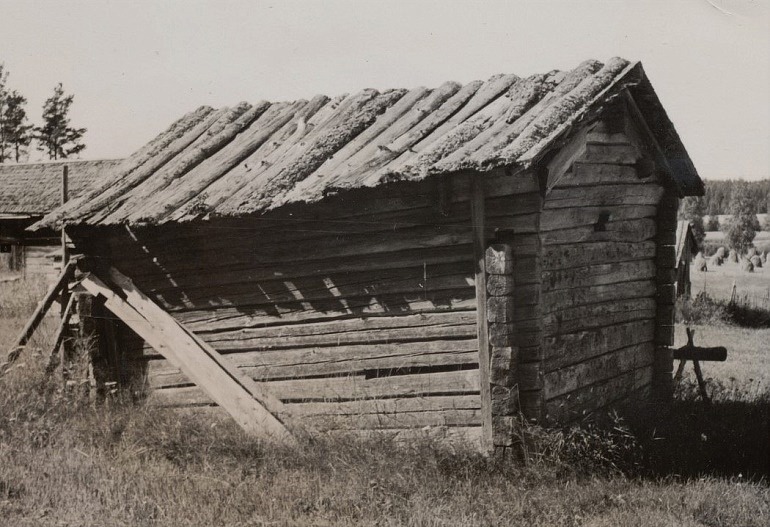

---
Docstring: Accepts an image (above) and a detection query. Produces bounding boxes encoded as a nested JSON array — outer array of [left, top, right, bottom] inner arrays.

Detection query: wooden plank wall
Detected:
[[79, 170, 541, 444], [23, 244, 63, 284], [539, 116, 668, 424]]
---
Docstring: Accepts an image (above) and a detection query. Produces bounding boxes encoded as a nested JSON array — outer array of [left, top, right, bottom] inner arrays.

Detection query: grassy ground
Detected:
[[1, 278, 768, 526]]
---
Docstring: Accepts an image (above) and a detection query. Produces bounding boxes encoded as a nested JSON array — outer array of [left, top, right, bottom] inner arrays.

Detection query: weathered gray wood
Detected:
[[173, 295, 477, 332], [545, 126, 587, 191], [290, 394, 481, 416], [145, 339, 479, 387], [542, 260, 656, 291], [542, 279, 656, 314], [201, 318, 478, 353], [1, 260, 77, 375], [543, 320, 656, 372], [82, 271, 294, 443], [471, 175, 493, 452], [544, 184, 664, 209], [301, 409, 482, 431], [540, 205, 656, 231], [542, 241, 657, 271], [559, 163, 652, 187], [45, 294, 77, 373], [673, 346, 727, 362], [144, 263, 475, 313], [150, 369, 480, 405], [122, 243, 474, 297], [546, 366, 653, 423], [545, 341, 654, 399], [544, 298, 656, 336], [67, 107, 223, 223], [582, 143, 640, 165], [540, 218, 656, 245]]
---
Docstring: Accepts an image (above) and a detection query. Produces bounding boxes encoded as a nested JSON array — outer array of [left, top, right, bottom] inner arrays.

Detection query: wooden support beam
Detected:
[[80, 270, 295, 443], [673, 347, 727, 362], [471, 175, 493, 452], [45, 294, 77, 374], [1, 259, 77, 376]]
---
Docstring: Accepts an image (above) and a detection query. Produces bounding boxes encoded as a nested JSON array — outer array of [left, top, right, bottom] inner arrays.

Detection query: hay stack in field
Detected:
[[708, 255, 723, 267], [761, 251, 768, 264], [694, 254, 708, 272], [740, 258, 754, 272], [746, 247, 758, 258], [715, 247, 726, 259], [750, 255, 762, 268], [728, 249, 739, 263]]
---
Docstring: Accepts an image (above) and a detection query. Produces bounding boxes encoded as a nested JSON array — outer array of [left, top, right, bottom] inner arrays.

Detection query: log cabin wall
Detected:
[[0, 219, 62, 282], [538, 109, 674, 424], [75, 170, 541, 446]]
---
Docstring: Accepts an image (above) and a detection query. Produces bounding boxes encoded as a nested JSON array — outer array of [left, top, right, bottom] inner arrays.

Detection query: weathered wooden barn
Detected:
[[0, 160, 120, 280], [674, 220, 699, 298], [35, 58, 703, 451]]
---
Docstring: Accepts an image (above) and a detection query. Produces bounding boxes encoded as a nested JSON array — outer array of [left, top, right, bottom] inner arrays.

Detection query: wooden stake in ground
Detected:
[[45, 294, 77, 374], [673, 328, 727, 404]]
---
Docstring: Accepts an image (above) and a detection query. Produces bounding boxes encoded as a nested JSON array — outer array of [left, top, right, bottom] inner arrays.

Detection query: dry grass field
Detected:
[[1, 276, 768, 526]]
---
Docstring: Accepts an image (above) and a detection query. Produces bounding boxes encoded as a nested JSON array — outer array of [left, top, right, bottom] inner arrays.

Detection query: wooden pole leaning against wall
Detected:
[[60, 165, 70, 318], [470, 174, 494, 453], [79, 265, 296, 444], [0, 260, 77, 376]]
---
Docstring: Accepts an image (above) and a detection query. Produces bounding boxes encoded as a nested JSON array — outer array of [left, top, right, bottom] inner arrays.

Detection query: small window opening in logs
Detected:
[[594, 211, 611, 232]]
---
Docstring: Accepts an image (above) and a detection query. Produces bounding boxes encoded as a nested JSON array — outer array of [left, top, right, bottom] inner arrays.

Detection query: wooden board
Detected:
[[81, 272, 294, 442], [544, 341, 654, 399], [543, 298, 656, 336], [542, 260, 656, 291], [546, 366, 653, 423], [543, 320, 655, 372], [149, 369, 480, 405], [541, 241, 656, 271], [541, 279, 656, 314], [540, 219, 656, 245], [145, 338, 479, 387]]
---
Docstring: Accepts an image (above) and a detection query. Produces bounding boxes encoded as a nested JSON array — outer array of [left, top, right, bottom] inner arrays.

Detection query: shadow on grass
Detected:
[[625, 383, 769, 482]]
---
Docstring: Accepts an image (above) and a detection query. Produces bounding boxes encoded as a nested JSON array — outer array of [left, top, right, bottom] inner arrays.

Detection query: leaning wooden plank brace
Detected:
[[79, 265, 296, 443], [1, 259, 77, 376]]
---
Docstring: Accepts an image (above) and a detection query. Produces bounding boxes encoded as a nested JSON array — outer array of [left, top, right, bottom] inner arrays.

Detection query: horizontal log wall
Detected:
[[81, 170, 541, 440], [540, 116, 666, 424]]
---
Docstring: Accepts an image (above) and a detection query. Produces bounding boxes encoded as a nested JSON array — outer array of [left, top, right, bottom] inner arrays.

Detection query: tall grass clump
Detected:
[[678, 291, 770, 328]]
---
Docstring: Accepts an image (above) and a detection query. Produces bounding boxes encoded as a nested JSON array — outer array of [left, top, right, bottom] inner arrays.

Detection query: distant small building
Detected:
[[0, 159, 121, 280], [675, 220, 699, 297]]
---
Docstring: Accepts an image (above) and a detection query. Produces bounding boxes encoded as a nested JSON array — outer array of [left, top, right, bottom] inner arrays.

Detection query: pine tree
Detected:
[[679, 196, 706, 246], [722, 185, 761, 254], [1, 90, 33, 162], [34, 83, 86, 160]]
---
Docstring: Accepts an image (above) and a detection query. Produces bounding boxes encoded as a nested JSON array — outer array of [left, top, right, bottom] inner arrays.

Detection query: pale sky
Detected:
[[1, 0, 768, 180]]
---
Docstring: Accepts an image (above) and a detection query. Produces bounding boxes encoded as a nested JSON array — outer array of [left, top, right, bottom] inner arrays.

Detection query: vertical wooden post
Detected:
[[60, 165, 70, 319], [61, 165, 69, 266], [654, 193, 679, 401], [486, 241, 518, 451], [471, 174, 493, 452]]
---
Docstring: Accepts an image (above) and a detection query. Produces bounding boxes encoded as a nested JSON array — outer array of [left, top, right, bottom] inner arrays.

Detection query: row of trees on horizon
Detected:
[[681, 182, 769, 255], [702, 179, 769, 216], [0, 63, 86, 164]]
